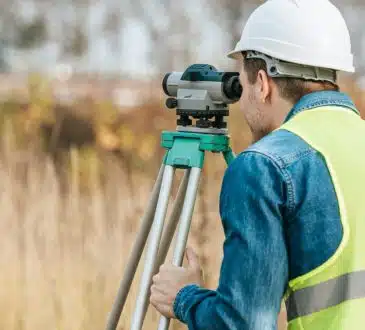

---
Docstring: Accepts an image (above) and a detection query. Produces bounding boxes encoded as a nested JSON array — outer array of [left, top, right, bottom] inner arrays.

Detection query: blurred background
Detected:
[[0, 1, 364, 329]]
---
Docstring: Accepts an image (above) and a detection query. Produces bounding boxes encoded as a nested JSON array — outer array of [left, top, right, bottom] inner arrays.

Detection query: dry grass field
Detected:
[[0, 74, 363, 330]]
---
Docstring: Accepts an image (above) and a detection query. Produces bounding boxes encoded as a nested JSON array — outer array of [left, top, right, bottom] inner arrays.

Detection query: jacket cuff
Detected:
[[173, 284, 200, 323]]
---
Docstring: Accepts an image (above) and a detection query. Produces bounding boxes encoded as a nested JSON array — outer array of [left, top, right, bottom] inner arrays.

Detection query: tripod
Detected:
[[106, 129, 235, 330]]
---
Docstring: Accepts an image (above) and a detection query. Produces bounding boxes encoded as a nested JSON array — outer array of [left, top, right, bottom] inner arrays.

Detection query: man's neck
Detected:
[[270, 99, 295, 131]]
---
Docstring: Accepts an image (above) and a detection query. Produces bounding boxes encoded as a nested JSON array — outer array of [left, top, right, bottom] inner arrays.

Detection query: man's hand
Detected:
[[150, 247, 204, 318]]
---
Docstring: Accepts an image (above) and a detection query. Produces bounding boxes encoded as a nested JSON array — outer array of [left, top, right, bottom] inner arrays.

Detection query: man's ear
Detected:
[[256, 69, 271, 104]]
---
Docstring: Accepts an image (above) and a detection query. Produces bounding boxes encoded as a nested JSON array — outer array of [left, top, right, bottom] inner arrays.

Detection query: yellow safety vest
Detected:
[[279, 106, 365, 330]]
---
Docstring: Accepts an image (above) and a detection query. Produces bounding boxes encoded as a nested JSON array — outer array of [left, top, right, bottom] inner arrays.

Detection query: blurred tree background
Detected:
[[0, 0, 364, 77], [0, 1, 364, 330]]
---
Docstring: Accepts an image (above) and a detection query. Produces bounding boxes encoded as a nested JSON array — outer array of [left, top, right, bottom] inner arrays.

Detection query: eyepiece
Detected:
[[223, 75, 242, 101]]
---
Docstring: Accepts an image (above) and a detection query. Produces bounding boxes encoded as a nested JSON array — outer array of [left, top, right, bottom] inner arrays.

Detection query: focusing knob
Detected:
[[166, 98, 178, 109]]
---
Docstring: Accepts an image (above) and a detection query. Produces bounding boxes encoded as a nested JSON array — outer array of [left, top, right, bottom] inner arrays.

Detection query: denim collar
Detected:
[[284, 91, 359, 123]]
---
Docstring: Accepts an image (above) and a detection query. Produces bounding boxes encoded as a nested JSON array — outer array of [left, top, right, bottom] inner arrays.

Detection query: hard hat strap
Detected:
[[245, 51, 337, 84]]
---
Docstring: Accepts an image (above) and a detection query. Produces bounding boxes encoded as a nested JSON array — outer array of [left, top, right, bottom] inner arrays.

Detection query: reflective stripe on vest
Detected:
[[286, 270, 365, 321]]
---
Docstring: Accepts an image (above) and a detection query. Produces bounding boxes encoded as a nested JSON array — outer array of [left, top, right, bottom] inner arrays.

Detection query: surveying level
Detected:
[[106, 64, 240, 330], [163, 64, 242, 134]]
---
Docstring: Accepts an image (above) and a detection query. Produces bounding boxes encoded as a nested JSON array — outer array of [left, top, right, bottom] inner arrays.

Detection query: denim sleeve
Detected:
[[173, 151, 289, 330]]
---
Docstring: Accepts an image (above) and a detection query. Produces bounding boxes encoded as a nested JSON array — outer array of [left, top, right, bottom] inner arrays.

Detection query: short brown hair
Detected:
[[243, 56, 339, 105]]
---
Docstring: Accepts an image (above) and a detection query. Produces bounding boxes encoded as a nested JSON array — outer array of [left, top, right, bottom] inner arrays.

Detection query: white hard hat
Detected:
[[227, 0, 355, 73]]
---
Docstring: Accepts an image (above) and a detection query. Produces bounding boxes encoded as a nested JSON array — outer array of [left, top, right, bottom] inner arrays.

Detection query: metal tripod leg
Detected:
[[158, 167, 202, 330], [156, 169, 190, 268], [106, 164, 165, 330], [139, 169, 191, 322], [131, 165, 175, 330]]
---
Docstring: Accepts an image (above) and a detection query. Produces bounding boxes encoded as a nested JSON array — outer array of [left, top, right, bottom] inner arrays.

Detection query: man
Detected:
[[150, 1, 365, 329]]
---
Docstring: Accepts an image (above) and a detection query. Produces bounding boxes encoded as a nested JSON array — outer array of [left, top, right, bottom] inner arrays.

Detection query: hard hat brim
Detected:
[[226, 49, 243, 60], [226, 43, 355, 73]]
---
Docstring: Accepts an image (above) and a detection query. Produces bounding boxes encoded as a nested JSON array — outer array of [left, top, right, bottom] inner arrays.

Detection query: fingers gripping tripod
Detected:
[[106, 131, 235, 330], [106, 64, 241, 330]]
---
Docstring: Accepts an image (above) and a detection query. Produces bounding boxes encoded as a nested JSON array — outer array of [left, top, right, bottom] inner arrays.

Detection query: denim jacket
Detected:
[[173, 91, 359, 329]]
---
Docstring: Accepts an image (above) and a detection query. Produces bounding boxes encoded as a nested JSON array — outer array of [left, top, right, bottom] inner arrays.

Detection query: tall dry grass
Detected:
[[0, 112, 229, 329], [0, 74, 364, 330], [0, 139, 229, 329]]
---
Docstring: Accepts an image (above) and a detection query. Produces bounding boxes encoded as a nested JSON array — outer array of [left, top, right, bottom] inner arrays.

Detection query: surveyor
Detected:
[[150, 1, 365, 329]]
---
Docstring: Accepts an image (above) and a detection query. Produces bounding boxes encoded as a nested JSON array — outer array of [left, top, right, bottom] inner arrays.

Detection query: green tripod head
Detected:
[[162, 64, 242, 135]]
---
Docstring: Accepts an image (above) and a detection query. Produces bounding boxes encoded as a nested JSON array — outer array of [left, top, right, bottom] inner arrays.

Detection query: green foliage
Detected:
[[0, 75, 170, 190], [0, 40, 8, 71], [62, 25, 88, 57], [15, 16, 48, 49]]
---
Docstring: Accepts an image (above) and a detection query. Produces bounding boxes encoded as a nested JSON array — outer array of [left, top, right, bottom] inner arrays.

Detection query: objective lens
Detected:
[[162, 73, 171, 96]]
